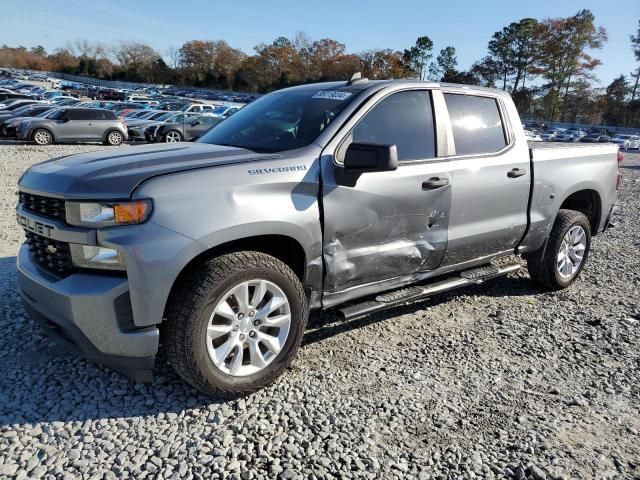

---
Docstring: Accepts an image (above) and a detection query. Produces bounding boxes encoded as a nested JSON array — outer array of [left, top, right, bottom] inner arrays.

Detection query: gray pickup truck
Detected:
[[16, 79, 621, 396]]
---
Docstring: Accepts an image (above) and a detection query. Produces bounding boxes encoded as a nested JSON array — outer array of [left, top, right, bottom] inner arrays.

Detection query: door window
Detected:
[[349, 90, 435, 161], [443, 94, 507, 155]]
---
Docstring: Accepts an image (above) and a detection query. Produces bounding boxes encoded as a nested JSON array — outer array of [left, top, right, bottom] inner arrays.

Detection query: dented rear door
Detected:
[[320, 88, 451, 306]]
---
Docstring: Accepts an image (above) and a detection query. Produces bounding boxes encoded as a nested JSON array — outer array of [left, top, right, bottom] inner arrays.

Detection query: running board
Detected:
[[337, 263, 521, 320]]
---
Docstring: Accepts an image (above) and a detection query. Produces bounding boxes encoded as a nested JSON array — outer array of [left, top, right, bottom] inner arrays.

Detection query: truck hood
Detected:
[[18, 142, 277, 199]]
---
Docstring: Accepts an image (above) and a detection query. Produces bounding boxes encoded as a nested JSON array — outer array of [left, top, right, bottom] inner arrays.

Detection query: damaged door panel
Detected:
[[320, 89, 451, 306]]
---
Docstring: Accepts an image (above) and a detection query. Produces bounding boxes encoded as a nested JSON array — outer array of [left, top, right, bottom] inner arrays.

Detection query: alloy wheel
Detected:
[[557, 225, 587, 279], [206, 279, 291, 377]]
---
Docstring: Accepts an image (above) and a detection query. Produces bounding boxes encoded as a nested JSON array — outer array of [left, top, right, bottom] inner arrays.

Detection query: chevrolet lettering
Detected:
[[17, 213, 54, 237]]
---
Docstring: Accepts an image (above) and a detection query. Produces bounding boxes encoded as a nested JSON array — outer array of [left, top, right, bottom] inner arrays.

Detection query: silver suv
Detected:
[[17, 107, 128, 145]]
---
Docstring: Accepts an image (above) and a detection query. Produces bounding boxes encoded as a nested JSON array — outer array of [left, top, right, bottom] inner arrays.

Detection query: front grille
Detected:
[[18, 192, 66, 221], [24, 231, 73, 276]]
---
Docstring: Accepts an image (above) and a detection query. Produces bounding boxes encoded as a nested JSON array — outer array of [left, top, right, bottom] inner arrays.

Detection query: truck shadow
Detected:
[[0, 256, 541, 426], [303, 275, 541, 347]]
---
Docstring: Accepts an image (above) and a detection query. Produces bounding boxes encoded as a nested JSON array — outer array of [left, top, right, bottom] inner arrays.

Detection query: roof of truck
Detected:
[[283, 78, 510, 98]]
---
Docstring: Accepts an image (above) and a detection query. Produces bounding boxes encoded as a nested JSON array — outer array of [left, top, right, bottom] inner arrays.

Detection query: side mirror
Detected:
[[343, 142, 398, 174], [62, 116, 70, 122], [191, 121, 200, 126]]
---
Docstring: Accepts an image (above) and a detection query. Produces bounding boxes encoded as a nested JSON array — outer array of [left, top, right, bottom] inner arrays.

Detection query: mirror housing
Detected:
[[343, 142, 398, 174], [191, 121, 201, 127], [61, 116, 70, 122]]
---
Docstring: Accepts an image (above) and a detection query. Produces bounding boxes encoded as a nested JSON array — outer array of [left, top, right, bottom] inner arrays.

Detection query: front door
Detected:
[[321, 89, 452, 307]]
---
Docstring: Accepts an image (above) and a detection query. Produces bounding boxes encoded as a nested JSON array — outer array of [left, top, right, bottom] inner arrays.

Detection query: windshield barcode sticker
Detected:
[[312, 91, 352, 101]]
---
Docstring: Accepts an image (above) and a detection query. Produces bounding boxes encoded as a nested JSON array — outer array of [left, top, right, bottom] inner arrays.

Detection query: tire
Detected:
[[163, 130, 183, 143], [163, 251, 308, 397], [105, 130, 124, 146], [32, 128, 53, 145], [525, 209, 591, 290]]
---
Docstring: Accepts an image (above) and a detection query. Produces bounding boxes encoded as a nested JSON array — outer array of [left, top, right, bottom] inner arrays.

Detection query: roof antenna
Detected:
[[347, 72, 367, 85]]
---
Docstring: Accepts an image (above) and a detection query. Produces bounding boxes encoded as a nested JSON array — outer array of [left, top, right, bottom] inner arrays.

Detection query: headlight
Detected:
[[69, 244, 125, 270], [65, 200, 152, 227]]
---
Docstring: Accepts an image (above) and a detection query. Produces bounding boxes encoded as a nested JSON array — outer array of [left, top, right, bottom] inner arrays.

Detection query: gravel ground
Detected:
[[0, 140, 638, 480]]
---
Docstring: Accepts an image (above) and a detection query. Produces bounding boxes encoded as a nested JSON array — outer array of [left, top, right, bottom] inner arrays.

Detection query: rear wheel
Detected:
[[164, 130, 183, 143], [105, 130, 124, 146], [525, 209, 591, 290], [164, 251, 308, 396], [32, 128, 52, 145]]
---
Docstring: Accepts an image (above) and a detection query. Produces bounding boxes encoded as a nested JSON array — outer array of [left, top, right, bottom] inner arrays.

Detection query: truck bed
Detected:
[[528, 141, 618, 161]]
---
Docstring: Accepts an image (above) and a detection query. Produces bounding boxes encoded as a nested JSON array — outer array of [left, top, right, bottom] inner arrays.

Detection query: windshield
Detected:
[[211, 106, 228, 115], [198, 86, 363, 152], [615, 135, 631, 139], [155, 112, 175, 122], [35, 108, 57, 118]]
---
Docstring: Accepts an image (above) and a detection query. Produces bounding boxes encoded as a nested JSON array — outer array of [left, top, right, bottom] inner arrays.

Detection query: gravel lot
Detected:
[[0, 140, 638, 480]]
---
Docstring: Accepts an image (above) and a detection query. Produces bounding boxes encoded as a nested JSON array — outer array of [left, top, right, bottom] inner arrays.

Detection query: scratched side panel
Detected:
[[321, 155, 451, 304]]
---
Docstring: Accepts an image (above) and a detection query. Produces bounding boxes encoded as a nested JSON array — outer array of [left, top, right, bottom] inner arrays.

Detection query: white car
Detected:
[[611, 134, 640, 150], [524, 129, 542, 141], [208, 105, 241, 118]]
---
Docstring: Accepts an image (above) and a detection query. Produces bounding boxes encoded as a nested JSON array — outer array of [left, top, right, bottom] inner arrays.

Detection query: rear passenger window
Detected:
[[444, 94, 507, 155], [351, 90, 435, 161], [68, 110, 86, 120]]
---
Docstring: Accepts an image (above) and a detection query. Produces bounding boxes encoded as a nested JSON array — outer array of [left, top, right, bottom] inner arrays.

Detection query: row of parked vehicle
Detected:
[[0, 77, 243, 145], [523, 123, 640, 150]]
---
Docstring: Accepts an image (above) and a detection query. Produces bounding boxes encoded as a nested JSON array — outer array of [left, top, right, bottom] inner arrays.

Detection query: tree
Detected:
[[112, 41, 160, 82], [532, 9, 607, 119], [30, 45, 47, 56], [433, 46, 458, 81], [602, 75, 630, 125], [403, 36, 433, 80], [488, 18, 538, 91], [630, 20, 640, 102], [469, 56, 501, 87]]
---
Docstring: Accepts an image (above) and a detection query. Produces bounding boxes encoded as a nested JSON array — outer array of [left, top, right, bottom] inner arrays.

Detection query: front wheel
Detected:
[[164, 251, 308, 396], [163, 130, 183, 143], [32, 128, 53, 145], [525, 209, 591, 290]]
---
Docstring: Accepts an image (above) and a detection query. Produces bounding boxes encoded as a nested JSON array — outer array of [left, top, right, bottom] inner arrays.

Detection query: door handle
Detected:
[[507, 168, 526, 178], [422, 177, 449, 189]]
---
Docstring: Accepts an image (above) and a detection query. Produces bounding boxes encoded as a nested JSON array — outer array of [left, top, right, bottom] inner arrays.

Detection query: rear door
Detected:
[[438, 92, 530, 267], [321, 88, 452, 306]]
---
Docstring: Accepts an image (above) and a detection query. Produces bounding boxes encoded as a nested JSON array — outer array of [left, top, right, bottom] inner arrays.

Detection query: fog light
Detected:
[[69, 244, 126, 271]]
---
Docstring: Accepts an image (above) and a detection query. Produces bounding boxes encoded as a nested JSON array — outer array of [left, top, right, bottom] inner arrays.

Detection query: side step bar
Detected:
[[337, 263, 521, 320]]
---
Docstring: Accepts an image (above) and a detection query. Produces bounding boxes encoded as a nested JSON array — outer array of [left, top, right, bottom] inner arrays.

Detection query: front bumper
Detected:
[[17, 244, 159, 381]]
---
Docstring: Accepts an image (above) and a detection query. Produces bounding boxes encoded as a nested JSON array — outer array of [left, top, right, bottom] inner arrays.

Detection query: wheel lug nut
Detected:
[[232, 326, 238, 332], [249, 331, 256, 338], [253, 319, 261, 326], [237, 313, 245, 320], [239, 334, 245, 340], [249, 310, 255, 317]]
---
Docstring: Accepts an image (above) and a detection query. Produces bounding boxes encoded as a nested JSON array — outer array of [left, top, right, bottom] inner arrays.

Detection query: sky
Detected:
[[0, 0, 638, 87]]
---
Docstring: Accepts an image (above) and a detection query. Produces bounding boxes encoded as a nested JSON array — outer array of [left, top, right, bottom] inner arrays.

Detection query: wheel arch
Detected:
[[102, 128, 124, 142], [558, 188, 602, 235], [31, 126, 56, 143], [163, 233, 312, 323]]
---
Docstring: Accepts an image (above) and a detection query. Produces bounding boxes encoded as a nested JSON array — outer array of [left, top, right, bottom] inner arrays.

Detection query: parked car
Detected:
[[580, 134, 611, 143], [611, 134, 640, 150], [554, 130, 586, 142], [16, 107, 128, 145], [0, 99, 39, 111], [0, 105, 59, 137], [124, 110, 176, 139], [15, 79, 620, 395], [138, 112, 200, 143], [523, 129, 542, 141], [208, 105, 241, 118], [152, 114, 224, 142], [0, 92, 33, 102]]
